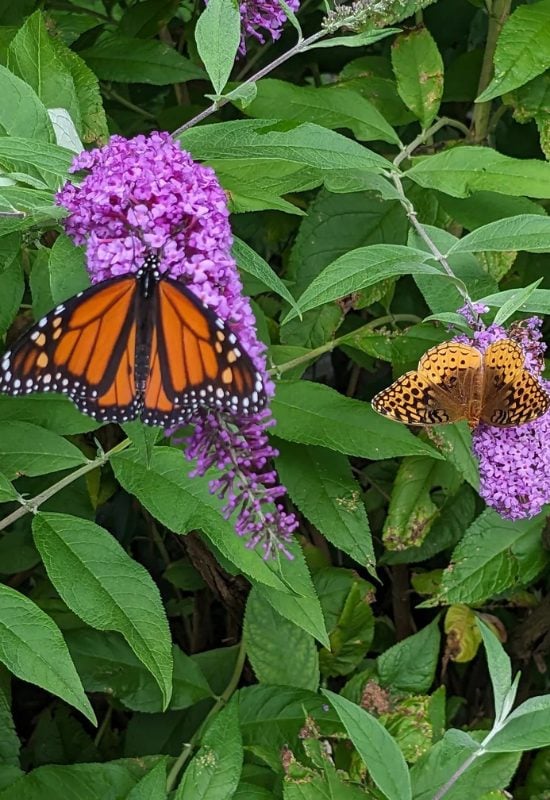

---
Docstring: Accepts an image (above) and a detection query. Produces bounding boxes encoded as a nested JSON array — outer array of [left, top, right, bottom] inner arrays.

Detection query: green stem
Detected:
[[165, 638, 247, 792], [171, 1, 379, 139], [431, 723, 503, 800], [269, 314, 420, 377], [388, 170, 478, 320], [0, 438, 131, 532], [172, 28, 326, 136], [393, 116, 470, 169], [471, 0, 512, 143]]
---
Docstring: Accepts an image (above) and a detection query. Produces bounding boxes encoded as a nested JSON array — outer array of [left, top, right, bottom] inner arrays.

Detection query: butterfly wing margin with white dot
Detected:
[[481, 339, 550, 426], [0, 277, 142, 423], [141, 278, 268, 427]]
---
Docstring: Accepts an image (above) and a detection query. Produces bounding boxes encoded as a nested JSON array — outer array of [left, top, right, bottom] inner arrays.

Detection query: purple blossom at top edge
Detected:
[[238, 0, 300, 53]]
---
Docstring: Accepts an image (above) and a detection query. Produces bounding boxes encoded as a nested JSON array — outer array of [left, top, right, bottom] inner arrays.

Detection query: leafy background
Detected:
[[1, 0, 550, 798]]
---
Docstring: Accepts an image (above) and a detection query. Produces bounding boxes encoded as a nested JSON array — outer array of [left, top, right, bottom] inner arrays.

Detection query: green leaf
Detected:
[[322, 689, 412, 800], [430, 422, 479, 490], [32, 512, 173, 709], [0, 421, 88, 479], [67, 629, 212, 713], [391, 27, 443, 128], [238, 685, 340, 751], [48, 235, 89, 304], [7, 11, 81, 132], [272, 381, 443, 461], [377, 617, 440, 693], [232, 237, 300, 315], [477, 619, 512, 724], [276, 441, 375, 571], [0, 64, 54, 141], [176, 700, 243, 800], [0, 472, 17, 502], [112, 446, 289, 591], [179, 119, 390, 176], [316, 568, 374, 677], [49, 31, 109, 146], [256, 580, 329, 650], [492, 279, 542, 326], [438, 509, 550, 605], [0, 667, 21, 785], [81, 33, 205, 85], [0, 234, 23, 336], [0, 395, 99, 435], [195, 0, 240, 95], [244, 587, 319, 690], [127, 759, 168, 800], [0, 138, 73, 191], [278, 0, 301, 36], [235, 786, 272, 800], [410, 729, 520, 800], [437, 190, 547, 231], [382, 455, 461, 551], [241, 79, 399, 144], [0, 528, 41, 575], [479, 287, 550, 316], [449, 214, 550, 255], [383, 484, 477, 566], [406, 146, 550, 199], [261, 542, 329, 648], [409, 225, 497, 313], [119, 0, 180, 37], [339, 55, 414, 128], [222, 81, 258, 109], [308, 28, 400, 50], [288, 188, 407, 297], [282, 244, 436, 323], [0, 584, 94, 723], [122, 421, 160, 466], [0, 760, 160, 800], [476, 0, 550, 102], [486, 695, 550, 752]]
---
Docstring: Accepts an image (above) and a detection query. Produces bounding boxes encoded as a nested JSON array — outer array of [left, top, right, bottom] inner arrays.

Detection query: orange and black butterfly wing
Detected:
[[141, 278, 266, 427], [372, 343, 483, 426], [0, 276, 141, 423], [481, 339, 550, 426]]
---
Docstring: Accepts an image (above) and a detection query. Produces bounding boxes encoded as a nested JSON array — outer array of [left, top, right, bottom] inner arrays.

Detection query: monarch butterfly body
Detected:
[[0, 254, 267, 428]]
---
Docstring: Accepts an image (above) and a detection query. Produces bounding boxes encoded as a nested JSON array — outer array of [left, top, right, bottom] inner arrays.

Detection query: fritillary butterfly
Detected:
[[372, 339, 550, 429]]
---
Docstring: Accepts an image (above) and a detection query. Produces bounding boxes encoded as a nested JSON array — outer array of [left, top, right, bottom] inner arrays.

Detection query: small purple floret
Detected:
[[57, 132, 297, 556]]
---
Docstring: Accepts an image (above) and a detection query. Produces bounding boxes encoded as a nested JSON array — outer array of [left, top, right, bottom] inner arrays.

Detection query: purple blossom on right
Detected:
[[468, 315, 550, 520], [239, 0, 300, 53]]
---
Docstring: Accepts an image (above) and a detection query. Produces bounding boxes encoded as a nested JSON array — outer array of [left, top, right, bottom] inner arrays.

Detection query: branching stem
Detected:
[[269, 314, 420, 377], [0, 438, 131, 531], [389, 165, 478, 322]]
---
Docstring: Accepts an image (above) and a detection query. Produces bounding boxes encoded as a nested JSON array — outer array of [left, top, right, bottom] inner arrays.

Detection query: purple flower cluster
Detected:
[[239, 0, 300, 53], [456, 308, 550, 521], [57, 132, 297, 556], [186, 409, 297, 558]]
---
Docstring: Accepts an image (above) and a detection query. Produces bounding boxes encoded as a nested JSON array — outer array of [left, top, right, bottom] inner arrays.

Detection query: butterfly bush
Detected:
[[57, 132, 298, 558], [238, 0, 300, 53], [457, 304, 550, 521]]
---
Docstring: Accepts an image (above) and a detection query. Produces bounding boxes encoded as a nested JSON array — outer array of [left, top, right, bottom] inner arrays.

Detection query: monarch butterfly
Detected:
[[0, 253, 267, 428]]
